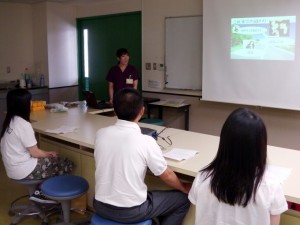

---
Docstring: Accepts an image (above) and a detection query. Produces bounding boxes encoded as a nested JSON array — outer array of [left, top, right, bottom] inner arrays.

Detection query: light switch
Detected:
[[153, 63, 157, 70], [145, 63, 151, 70]]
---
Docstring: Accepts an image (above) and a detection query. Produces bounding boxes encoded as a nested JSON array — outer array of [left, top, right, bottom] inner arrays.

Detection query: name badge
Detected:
[[126, 78, 133, 84]]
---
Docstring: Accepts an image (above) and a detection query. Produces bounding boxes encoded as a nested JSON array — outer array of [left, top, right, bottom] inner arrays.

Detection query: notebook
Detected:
[[82, 90, 113, 109]]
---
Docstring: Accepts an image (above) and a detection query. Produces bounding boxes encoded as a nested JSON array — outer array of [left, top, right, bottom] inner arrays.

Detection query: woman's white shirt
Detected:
[[188, 172, 288, 225], [0, 116, 37, 179]]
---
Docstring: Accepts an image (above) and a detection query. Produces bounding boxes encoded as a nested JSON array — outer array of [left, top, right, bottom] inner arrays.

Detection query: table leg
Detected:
[[185, 106, 190, 131]]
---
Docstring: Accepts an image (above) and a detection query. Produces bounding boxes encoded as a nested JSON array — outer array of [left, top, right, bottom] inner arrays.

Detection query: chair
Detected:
[[40, 175, 90, 225], [91, 214, 152, 225], [9, 179, 49, 225]]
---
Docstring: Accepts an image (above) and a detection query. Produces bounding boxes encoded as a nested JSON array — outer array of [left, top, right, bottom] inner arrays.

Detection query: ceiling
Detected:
[[0, 0, 111, 4]]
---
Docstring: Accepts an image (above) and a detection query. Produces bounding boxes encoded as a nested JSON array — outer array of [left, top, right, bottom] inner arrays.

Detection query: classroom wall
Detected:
[[32, 2, 48, 86], [0, 3, 34, 83], [142, 0, 202, 92], [0, 2, 78, 90], [76, 0, 141, 18], [46, 2, 78, 88], [1, 0, 300, 151]]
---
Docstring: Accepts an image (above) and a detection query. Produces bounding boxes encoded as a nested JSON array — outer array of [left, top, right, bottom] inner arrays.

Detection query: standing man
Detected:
[[94, 88, 191, 225], [106, 48, 139, 105]]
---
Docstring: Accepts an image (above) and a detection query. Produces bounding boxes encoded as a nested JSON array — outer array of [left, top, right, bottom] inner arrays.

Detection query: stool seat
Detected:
[[12, 179, 43, 195], [140, 118, 164, 126], [91, 214, 152, 225], [41, 175, 89, 200], [13, 179, 43, 186], [40, 175, 90, 225]]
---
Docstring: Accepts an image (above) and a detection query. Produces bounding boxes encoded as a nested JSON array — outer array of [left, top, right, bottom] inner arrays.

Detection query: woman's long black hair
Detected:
[[1, 89, 32, 138], [201, 108, 267, 207]]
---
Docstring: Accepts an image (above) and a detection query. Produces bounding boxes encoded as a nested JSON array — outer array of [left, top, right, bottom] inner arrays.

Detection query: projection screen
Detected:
[[202, 0, 300, 110]]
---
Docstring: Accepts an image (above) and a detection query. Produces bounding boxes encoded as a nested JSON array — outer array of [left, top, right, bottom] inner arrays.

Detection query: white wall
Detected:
[[47, 2, 78, 88], [0, 3, 34, 83], [32, 2, 48, 85], [0, 2, 78, 88], [142, 0, 202, 93], [76, 0, 141, 18]]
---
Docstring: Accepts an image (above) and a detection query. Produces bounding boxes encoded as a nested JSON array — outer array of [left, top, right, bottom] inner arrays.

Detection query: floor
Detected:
[[0, 158, 90, 225]]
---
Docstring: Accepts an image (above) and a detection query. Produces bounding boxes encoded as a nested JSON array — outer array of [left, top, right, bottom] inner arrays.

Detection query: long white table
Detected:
[[30, 107, 300, 224]]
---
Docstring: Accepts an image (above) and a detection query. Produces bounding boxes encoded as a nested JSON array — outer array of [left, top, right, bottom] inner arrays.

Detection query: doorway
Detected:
[[77, 12, 142, 100]]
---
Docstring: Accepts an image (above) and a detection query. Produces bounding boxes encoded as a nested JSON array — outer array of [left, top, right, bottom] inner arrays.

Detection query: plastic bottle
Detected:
[[39, 74, 45, 87], [27, 79, 32, 88], [24, 68, 29, 82], [19, 73, 26, 88], [24, 68, 31, 88]]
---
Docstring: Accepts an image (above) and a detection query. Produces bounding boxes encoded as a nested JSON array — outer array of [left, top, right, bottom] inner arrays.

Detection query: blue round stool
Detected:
[[40, 175, 89, 225], [91, 214, 152, 225], [140, 118, 164, 126]]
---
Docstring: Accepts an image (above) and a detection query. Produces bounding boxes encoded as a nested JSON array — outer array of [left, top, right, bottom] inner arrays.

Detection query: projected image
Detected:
[[231, 16, 296, 60]]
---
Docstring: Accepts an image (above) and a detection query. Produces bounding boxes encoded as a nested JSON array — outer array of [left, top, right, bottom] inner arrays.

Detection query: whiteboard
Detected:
[[165, 16, 202, 90]]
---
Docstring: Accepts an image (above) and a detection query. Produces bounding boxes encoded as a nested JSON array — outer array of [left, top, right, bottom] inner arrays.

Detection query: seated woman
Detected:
[[189, 108, 288, 225], [0, 89, 73, 204]]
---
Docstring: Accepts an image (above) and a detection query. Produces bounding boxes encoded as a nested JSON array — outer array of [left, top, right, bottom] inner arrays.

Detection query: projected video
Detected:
[[231, 16, 296, 60]]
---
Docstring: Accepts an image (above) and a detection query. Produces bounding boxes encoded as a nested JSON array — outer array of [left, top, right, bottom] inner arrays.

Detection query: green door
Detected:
[[77, 12, 142, 100]]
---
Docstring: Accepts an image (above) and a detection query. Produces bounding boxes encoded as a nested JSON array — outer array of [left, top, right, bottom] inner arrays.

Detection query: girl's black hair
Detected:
[[1, 89, 32, 138], [201, 108, 267, 207]]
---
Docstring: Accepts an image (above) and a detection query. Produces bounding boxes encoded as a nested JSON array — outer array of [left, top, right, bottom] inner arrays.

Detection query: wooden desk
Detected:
[[147, 101, 191, 130]]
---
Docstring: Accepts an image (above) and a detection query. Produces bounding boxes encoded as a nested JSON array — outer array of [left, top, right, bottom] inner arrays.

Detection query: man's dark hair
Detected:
[[113, 88, 143, 121], [116, 48, 129, 58]]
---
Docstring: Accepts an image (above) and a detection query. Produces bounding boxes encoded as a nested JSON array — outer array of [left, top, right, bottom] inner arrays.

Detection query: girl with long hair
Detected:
[[189, 108, 287, 225], [1, 89, 73, 203]]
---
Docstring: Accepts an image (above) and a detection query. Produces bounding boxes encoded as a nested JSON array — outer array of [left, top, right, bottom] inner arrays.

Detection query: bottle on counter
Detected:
[[24, 67, 32, 88], [24, 68, 29, 83], [27, 79, 32, 88], [39, 74, 45, 87], [19, 74, 26, 88]]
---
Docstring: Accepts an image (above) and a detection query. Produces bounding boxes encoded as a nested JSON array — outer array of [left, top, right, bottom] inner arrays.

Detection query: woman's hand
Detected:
[[28, 145, 58, 158], [47, 151, 58, 158]]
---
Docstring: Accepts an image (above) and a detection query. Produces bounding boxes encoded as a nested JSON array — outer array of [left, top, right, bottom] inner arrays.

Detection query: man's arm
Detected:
[[159, 167, 191, 194], [108, 82, 114, 104], [133, 80, 138, 89]]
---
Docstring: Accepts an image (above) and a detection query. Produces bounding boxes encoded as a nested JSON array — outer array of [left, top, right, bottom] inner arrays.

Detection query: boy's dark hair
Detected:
[[116, 48, 129, 58], [113, 88, 143, 121]]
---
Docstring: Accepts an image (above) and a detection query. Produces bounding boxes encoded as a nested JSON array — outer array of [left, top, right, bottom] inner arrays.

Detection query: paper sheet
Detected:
[[45, 125, 78, 134], [163, 148, 199, 161]]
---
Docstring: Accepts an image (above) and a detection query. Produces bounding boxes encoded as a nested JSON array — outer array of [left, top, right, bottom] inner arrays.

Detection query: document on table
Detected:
[[45, 125, 78, 134], [163, 148, 199, 161]]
